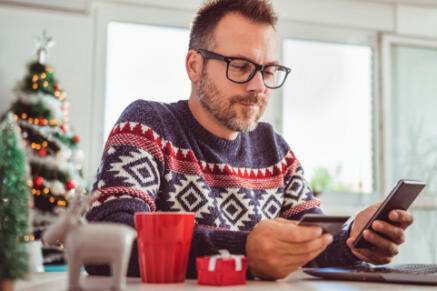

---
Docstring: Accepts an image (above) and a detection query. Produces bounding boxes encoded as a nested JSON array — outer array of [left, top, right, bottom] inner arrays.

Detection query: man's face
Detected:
[[197, 13, 279, 132]]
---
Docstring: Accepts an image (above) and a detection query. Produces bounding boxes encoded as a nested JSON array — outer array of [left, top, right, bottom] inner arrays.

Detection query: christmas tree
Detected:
[[9, 31, 86, 265], [0, 113, 31, 286]]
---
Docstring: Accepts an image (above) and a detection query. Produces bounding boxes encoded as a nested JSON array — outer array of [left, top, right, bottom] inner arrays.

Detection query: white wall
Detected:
[[1, 0, 437, 184]]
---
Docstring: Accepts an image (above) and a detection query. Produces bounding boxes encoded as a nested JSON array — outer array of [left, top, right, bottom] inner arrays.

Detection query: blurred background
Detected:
[[1, 0, 437, 264]]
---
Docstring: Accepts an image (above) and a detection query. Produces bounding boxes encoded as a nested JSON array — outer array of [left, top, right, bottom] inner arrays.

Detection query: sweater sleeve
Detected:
[[84, 100, 162, 276]]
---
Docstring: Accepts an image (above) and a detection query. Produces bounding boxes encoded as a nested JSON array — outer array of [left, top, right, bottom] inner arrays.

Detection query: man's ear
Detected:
[[186, 49, 203, 83]]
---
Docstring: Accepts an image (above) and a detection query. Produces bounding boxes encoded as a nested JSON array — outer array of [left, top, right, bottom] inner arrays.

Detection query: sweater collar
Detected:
[[178, 100, 243, 150]]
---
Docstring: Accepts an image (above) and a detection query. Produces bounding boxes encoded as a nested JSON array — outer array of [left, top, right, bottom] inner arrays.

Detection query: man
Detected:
[[86, 0, 413, 280]]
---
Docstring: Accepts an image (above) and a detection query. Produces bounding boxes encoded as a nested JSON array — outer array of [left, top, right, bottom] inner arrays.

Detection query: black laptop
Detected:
[[304, 264, 437, 285]]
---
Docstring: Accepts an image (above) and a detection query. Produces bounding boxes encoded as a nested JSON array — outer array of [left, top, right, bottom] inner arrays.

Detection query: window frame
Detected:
[[380, 34, 437, 209], [276, 20, 380, 214]]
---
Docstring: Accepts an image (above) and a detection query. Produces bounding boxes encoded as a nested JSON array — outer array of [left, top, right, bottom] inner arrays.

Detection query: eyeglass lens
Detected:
[[227, 59, 287, 88]]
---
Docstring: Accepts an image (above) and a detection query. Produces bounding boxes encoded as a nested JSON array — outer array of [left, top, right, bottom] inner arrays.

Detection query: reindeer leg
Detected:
[[111, 261, 122, 291], [111, 250, 129, 291], [67, 256, 83, 291]]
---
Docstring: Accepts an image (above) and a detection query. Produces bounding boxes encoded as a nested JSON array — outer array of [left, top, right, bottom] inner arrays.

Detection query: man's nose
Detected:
[[246, 70, 266, 93]]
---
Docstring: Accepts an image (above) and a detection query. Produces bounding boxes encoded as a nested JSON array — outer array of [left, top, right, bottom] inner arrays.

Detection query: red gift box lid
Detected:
[[196, 250, 247, 272], [197, 256, 248, 271]]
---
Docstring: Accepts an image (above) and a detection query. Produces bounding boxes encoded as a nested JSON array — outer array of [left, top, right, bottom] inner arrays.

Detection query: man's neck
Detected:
[[188, 95, 239, 141]]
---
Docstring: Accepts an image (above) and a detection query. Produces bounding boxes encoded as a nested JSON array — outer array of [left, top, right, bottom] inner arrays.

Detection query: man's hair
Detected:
[[189, 0, 277, 51]]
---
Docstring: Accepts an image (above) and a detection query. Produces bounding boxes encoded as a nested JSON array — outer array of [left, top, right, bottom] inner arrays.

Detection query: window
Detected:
[[381, 35, 437, 265], [282, 39, 374, 194], [104, 22, 190, 140], [381, 35, 437, 199], [390, 45, 437, 195]]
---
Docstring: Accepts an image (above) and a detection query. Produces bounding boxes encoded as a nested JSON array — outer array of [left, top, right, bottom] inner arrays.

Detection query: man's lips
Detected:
[[239, 102, 259, 109]]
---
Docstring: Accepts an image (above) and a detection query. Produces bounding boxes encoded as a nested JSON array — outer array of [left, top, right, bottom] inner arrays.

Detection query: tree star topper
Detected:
[[33, 30, 55, 64]]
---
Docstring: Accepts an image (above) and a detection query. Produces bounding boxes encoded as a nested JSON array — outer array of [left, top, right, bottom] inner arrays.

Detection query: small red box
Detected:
[[196, 251, 247, 286]]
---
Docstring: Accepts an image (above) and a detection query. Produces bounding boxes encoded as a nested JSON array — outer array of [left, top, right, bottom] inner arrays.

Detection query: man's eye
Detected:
[[230, 62, 251, 71], [264, 66, 278, 74]]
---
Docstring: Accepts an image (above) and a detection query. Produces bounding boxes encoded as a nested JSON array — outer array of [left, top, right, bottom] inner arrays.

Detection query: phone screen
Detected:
[[352, 179, 425, 248]]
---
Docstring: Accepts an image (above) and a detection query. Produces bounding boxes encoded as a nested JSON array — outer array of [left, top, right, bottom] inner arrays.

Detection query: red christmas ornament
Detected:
[[73, 135, 80, 143], [38, 149, 47, 157], [54, 84, 60, 91], [60, 124, 67, 133], [65, 180, 76, 190], [34, 176, 44, 187], [39, 119, 47, 126]]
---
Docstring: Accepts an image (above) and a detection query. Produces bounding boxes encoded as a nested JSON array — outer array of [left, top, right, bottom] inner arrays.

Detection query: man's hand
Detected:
[[346, 203, 414, 265], [246, 218, 333, 280]]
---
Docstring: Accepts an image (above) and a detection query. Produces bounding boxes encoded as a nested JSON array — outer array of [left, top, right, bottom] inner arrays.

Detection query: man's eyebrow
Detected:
[[266, 61, 280, 65]]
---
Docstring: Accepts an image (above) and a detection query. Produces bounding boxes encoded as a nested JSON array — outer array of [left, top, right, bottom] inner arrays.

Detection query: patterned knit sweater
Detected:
[[85, 100, 360, 278]]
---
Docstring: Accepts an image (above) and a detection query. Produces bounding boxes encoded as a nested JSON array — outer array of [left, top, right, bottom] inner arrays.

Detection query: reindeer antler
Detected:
[[69, 189, 84, 217], [78, 190, 100, 216]]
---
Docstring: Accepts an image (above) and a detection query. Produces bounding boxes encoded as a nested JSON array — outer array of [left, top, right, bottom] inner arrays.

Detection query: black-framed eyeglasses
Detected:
[[196, 49, 291, 89]]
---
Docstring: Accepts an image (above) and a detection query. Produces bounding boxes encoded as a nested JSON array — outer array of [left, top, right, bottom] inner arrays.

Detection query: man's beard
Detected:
[[197, 69, 267, 132]]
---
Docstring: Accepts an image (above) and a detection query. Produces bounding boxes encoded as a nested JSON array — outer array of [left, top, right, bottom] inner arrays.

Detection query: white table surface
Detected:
[[15, 270, 436, 291]]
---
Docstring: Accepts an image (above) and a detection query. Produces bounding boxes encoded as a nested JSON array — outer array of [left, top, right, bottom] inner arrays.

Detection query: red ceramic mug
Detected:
[[134, 212, 195, 283]]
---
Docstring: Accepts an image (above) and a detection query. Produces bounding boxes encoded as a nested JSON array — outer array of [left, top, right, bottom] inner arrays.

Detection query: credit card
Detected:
[[298, 214, 350, 236]]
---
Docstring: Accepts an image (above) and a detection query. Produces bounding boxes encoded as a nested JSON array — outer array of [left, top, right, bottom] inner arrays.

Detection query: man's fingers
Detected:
[[265, 233, 334, 279], [284, 246, 327, 267], [279, 236, 332, 268], [283, 233, 333, 256], [267, 220, 323, 243], [348, 203, 414, 266], [371, 220, 405, 244], [347, 238, 394, 265], [274, 217, 298, 225], [389, 210, 414, 229], [362, 230, 399, 257], [255, 233, 332, 269], [247, 219, 332, 280], [286, 225, 324, 243]]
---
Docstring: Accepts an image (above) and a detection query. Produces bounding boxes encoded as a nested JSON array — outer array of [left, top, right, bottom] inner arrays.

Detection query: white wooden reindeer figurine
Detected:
[[42, 191, 136, 291]]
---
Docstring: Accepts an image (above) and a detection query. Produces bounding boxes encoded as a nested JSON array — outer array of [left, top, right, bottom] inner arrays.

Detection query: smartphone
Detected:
[[298, 214, 350, 236], [352, 179, 426, 248]]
